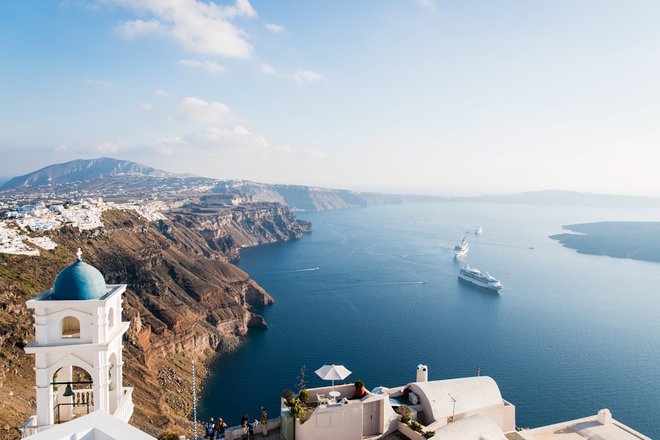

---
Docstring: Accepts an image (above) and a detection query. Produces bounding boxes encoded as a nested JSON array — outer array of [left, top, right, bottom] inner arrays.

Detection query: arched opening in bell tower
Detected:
[[51, 365, 94, 424]]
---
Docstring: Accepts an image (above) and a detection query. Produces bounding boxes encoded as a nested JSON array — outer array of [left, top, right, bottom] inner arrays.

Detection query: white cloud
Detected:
[[265, 23, 284, 33], [54, 144, 69, 152], [259, 63, 277, 76], [178, 59, 228, 75], [305, 149, 327, 159], [141, 103, 155, 111], [176, 97, 234, 124], [111, 0, 257, 58], [84, 78, 114, 87], [220, 0, 257, 18], [114, 18, 164, 38], [154, 136, 188, 155], [155, 89, 173, 98], [414, 0, 437, 10], [186, 125, 269, 150], [293, 69, 324, 84], [95, 141, 120, 153]]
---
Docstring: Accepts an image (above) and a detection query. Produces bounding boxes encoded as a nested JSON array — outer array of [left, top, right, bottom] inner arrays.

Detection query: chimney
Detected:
[[416, 364, 428, 382], [597, 409, 612, 425]]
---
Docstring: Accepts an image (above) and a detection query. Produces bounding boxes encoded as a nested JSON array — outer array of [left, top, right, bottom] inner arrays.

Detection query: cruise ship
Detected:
[[475, 225, 483, 235], [458, 264, 502, 291], [453, 237, 469, 258]]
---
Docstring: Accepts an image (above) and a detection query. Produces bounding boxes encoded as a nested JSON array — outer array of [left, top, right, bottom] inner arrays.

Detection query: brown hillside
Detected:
[[0, 205, 306, 439]]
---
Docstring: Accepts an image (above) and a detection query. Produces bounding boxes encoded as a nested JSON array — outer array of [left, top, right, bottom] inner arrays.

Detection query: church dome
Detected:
[[51, 250, 107, 300]]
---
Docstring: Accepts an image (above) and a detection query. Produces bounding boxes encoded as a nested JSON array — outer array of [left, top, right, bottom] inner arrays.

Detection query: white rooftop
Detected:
[[410, 376, 503, 422], [22, 411, 156, 440], [518, 410, 651, 440], [433, 414, 507, 440]]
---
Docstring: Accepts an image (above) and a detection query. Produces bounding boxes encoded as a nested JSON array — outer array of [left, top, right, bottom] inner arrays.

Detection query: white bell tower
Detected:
[[23, 248, 133, 429]]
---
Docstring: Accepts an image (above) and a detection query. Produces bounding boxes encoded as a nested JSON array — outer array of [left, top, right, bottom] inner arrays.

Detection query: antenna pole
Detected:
[[448, 393, 457, 422], [192, 360, 198, 440]]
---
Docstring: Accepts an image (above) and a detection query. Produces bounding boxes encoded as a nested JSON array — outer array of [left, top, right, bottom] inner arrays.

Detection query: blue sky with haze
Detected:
[[1, 0, 659, 195]]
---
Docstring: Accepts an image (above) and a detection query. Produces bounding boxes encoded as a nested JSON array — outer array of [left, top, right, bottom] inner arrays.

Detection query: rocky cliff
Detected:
[[0, 203, 308, 439], [213, 180, 369, 211]]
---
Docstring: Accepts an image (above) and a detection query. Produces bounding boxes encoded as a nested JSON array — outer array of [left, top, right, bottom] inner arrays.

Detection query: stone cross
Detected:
[[76, 248, 83, 260]]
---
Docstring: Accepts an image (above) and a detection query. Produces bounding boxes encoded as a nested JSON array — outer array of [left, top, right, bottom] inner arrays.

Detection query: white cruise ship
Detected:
[[453, 237, 469, 258], [458, 264, 502, 291], [475, 225, 483, 235]]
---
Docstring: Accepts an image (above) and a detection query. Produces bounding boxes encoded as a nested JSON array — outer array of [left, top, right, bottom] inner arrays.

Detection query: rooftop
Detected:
[[518, 410, 651, 440]]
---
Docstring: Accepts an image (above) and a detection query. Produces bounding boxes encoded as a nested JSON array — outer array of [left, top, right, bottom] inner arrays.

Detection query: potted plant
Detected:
[[395, 405, 412, 424], [299, 388, 309, 404], [281, 389, 295, 401], [354, 380, 366, 398]]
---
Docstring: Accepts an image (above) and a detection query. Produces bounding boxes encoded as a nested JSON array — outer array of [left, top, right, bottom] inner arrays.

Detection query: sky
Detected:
[[1, 0, 660, 196]]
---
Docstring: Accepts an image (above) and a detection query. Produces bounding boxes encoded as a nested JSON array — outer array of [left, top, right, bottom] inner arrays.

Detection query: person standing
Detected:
[[205, 418, 215, 439], [260, 407, 268, 437], [241, 414, 253, 440], [214, 417, 227, 440]]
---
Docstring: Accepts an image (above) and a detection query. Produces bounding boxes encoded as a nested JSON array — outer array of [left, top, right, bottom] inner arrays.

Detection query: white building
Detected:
[[21, 249, 136, 438], [281, 364, 650, 440]]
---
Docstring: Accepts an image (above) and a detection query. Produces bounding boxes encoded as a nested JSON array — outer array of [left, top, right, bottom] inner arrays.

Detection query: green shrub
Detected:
[[394, 405, 412, 424], [423, 431, 435, 438], [281, 389, 295, 401], [299, 388, 309, 403], [354, 380, 365, 389], [410, 420, 424, 432], [158, 431, 179, 440]]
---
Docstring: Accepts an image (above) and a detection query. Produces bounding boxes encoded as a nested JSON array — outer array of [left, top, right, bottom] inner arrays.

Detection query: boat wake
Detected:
[[287, 267, 320, 272], [376, 280, 426, 285]]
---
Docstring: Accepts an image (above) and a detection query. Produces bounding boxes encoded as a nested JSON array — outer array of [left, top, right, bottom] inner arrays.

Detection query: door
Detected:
[[362, 400, 381, 436]]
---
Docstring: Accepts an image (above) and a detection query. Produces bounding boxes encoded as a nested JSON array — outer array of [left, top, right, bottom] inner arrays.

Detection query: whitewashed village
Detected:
[[0, 199, 166, 256], [14, 247, 651, 440]]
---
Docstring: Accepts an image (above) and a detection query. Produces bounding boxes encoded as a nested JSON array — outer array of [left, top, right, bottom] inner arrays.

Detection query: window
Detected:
[[62, 316, 80, 338], [108, 308, 114, 329]]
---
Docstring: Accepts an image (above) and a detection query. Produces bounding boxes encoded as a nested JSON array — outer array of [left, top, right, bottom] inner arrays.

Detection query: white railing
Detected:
[[71, 388, 94, 418], [113, 387, 134, 423]]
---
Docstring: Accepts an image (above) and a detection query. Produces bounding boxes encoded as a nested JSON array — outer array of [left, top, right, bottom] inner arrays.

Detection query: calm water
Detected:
[[201, 202, 660, 436]]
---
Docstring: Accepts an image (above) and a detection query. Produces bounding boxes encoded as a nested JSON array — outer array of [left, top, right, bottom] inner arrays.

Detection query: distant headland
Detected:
[[550, 221, 660, 263]]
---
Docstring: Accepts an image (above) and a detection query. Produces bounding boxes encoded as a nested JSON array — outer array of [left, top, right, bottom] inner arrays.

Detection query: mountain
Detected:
[[1, 157, 177, 189], [213, 180, 380, 211], [5, 158, 659, 210]]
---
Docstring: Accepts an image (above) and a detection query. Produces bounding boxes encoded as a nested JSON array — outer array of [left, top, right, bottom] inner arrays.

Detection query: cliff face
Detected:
[[0, 203, 307, 439], [170, 202, 309, 261], [214, 181, 369, 211]]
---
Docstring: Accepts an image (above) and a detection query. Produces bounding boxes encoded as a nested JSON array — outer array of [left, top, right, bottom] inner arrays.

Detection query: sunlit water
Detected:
[[201, 202, 660, 436]]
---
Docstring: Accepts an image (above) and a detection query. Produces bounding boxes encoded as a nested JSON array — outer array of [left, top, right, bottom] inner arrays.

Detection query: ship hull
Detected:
[[458, 273, 502, 291], [454, 248, 468, 259]]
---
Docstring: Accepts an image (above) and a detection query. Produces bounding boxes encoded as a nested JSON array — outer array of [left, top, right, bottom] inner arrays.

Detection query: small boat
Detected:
[[458, 264, 502, 291], [474, 225, 483, 235], [453, 237, 469, 259]]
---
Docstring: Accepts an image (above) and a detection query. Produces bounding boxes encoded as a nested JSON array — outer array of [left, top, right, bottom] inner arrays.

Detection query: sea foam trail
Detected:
[[376, 280, 426, 285], [287, 267, 320, 272]]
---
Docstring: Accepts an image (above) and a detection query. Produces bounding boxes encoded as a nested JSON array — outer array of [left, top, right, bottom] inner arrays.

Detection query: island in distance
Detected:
[[550, 221, 660, 263]]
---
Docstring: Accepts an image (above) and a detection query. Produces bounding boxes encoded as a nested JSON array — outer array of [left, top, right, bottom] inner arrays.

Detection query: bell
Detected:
[[63, 383, 74, 397]]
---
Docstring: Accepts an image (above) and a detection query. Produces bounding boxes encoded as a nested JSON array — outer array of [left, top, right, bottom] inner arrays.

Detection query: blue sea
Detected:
[[201, 202, 660, 437]]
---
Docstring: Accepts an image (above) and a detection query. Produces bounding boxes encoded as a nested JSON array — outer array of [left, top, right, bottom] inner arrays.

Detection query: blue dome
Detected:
[[51, 257, 107, 300]]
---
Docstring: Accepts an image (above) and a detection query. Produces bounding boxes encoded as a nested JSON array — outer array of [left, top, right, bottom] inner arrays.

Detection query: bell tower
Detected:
[[23, 248, 132, 429]]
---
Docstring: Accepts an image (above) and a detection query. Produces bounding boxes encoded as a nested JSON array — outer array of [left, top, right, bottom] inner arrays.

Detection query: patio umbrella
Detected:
[[315, 364, 352, 390]]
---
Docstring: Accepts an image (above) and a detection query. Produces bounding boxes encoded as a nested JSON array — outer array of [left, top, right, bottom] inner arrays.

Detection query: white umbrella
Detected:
[[315, 364, 352, 389]]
